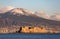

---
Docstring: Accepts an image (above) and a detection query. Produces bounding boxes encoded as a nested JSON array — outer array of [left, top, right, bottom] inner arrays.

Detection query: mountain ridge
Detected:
[[0, 7, 60, 21], [0, 7, 60, 28], [0, 10, 60, 27]]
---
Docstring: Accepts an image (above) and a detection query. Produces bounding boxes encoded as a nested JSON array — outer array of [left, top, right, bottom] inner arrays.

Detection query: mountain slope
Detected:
[[8, 8, 35, 16], [0, 8, 60, 28]]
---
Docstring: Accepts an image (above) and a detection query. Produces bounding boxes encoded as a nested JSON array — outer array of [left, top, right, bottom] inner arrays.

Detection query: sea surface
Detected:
[[0, 33, 60, 39]]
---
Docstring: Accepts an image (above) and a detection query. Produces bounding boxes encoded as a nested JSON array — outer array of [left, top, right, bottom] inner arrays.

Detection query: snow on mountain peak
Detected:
[[9, 8, 35, 16]]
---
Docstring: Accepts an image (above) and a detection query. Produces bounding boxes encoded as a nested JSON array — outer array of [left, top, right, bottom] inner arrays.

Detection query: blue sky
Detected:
[[0, 0, 60, 15]]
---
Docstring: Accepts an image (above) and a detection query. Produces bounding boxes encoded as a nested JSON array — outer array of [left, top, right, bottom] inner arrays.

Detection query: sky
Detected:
[[0, 0, 60, 15]]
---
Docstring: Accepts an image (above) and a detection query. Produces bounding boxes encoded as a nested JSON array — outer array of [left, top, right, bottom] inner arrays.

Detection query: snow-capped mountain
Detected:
[[0, 6, 50, 19], [9, 8, 50, 19], [0, 7, 60, 27], [8, 8, 35, 16], [0, 6, 60, 21]]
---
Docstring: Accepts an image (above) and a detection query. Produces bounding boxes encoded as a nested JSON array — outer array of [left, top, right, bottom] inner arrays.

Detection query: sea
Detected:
[[0, 33, 60, 39]]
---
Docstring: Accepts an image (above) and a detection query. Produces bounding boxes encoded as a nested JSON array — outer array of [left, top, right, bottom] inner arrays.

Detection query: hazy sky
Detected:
[[0, 0, 60, 15]]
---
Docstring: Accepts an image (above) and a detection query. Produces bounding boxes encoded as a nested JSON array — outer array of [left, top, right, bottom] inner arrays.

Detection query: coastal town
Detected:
[[0, 25, 60, 34]]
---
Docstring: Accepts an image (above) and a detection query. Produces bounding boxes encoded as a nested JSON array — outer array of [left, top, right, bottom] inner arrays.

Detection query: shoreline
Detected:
[[0, 33, 60, 35], [0, 26, 60, 34]]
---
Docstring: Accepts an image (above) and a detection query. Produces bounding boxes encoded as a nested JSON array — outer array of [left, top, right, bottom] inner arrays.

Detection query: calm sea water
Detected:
[[0, 33, 60, 39]]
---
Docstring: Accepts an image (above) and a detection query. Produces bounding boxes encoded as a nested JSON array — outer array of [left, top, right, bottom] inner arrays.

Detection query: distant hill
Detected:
[[0, 8, 60, 28]]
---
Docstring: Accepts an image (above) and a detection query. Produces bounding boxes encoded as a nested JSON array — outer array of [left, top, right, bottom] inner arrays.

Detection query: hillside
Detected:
[[0, 8, 60, 27]]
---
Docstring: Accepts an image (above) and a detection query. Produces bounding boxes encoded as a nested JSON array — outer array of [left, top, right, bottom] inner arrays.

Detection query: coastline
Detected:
[[0, 26, 60, 34]]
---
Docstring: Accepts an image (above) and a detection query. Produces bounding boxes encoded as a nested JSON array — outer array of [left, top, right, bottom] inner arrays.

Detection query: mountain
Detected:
[[8, 8, 35, 16], [0, 8, 60, 28]]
